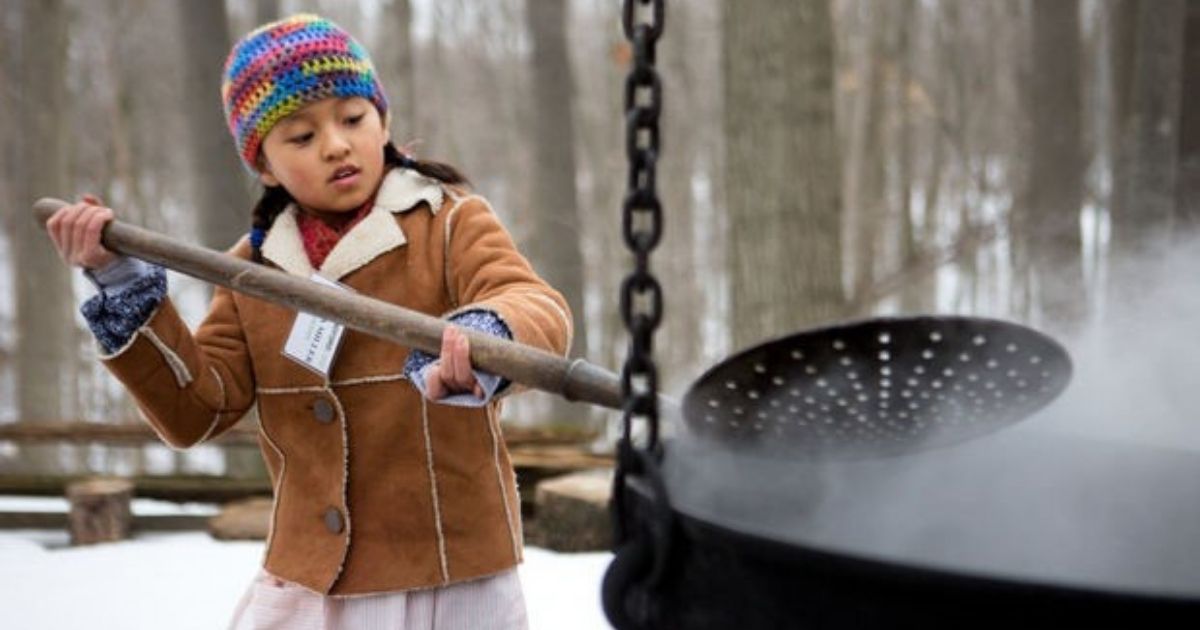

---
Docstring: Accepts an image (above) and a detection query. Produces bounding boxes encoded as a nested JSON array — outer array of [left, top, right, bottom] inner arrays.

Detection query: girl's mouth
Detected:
[[330, 165, 361, 185]]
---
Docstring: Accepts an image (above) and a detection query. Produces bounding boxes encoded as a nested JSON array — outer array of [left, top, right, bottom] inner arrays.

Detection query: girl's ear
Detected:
[[382, 111, 392, 143], [257, 158, 281, 188]]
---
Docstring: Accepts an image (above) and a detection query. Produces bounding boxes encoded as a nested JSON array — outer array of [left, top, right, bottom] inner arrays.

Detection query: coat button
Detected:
[[313, 399, 334, 424], [324, 507, 344, 534]]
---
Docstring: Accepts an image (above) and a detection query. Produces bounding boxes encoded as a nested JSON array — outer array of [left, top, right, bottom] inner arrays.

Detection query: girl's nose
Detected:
[[322, 133, 352, 161]]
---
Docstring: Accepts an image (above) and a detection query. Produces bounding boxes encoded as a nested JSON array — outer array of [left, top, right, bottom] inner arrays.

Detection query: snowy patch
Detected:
[[0, 526, 613, 629]]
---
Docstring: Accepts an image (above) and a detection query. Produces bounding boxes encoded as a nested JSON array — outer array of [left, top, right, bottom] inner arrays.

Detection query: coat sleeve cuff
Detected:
[[404, 308, 513, 406], [80, 264, 167, 354]]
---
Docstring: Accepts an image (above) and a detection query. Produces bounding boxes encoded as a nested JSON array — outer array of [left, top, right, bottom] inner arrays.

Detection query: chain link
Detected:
[[618, 0, 665, 459]]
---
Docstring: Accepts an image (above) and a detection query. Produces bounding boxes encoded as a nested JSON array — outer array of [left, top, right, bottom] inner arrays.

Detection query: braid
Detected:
[[250, 185, 292, 263], [384, 142, 470, 187]]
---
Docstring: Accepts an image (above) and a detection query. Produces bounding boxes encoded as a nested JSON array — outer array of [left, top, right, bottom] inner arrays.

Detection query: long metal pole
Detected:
[[33, 198, 625, 411]]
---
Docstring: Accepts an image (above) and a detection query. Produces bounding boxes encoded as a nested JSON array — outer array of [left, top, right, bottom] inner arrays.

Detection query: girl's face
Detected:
[[258, 97, 390, 215]]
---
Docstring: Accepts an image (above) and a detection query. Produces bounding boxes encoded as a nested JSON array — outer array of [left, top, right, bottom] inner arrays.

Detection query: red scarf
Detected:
[[295, 199, 375, 269]]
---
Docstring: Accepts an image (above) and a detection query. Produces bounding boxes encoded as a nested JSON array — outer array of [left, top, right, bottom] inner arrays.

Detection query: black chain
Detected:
[[605, 5, 668, 627], [619, 0, 664, 457]]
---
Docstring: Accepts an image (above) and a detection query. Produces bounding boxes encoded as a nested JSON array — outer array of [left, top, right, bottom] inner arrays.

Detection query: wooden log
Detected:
[[0, 475, 272, 504], [66, 477, 133, 545], [526, 470, 613, 552], [0, 421, 259, 446], [0, 421, 595, 448], [208, 497, 273, 540], [0, 512, 211, 531]]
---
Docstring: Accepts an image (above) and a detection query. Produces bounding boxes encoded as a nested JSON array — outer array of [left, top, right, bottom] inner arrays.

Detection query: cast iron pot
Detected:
[[603, 430, 1200, 629]]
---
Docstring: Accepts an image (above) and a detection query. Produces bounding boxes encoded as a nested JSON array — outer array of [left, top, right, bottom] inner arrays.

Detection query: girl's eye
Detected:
[[288, 132, 313, 145], [345, 114, 365, 126]]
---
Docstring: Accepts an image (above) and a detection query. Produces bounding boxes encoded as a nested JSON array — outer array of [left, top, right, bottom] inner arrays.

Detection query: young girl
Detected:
[[45, 14, 572, 630]]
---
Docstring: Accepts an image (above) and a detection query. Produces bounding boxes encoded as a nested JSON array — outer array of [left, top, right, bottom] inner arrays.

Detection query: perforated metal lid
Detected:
[[681, 316, 1072, 457]]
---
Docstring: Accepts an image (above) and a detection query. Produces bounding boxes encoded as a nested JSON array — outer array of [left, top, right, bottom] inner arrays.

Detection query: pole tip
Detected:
[[32, 198, 69, 226]]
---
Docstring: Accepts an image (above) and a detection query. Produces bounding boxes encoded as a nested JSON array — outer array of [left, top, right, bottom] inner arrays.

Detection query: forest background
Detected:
[[2, 0, 1197, 480]]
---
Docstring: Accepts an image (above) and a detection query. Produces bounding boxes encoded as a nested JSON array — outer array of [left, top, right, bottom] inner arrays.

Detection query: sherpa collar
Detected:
[[261, 167, 444, 280]]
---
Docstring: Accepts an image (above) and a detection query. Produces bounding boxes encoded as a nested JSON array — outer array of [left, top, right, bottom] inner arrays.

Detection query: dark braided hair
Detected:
[[249, 141, 470, 263]]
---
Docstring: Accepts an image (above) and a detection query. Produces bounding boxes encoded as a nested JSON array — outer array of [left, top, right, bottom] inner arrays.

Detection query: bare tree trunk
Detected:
[[1027, 0, 1086, 329], [1176, 0, 1200, 235], [1107, 0, 1138, 242], [178, 1, 250, 253], [13, 0, 74, 416], [177, 1, 260, 477], [896, 0, 931, 313], [724, 0, 843, 349], [11, 0, 75, 471], [1110, 0, 1185, 304], [388, 0, 417, 133], [657, 1, 707, 392], [254, 0, 280, 26], [523, 0, 590, 426], [845, 1, 889, 315]]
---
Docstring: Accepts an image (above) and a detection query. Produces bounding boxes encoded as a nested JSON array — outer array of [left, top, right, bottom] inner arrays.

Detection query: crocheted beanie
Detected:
[[221, 14, 389, 171]]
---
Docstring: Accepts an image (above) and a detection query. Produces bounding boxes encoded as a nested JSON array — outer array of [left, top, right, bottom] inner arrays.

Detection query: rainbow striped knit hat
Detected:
[[221, 14, 389, 171]]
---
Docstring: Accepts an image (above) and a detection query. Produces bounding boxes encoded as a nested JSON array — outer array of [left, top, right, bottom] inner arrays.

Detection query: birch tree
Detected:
[[723, 0, 844, 348]]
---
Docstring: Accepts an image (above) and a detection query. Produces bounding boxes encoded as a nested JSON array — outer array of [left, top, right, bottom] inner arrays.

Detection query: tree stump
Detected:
[[528, 470, 612, 552], [66, 477, 134, 545], [208, 496, 274, 540]]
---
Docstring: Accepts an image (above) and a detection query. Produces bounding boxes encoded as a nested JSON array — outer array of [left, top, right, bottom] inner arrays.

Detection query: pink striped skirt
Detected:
[[227, 569, 528, 630]]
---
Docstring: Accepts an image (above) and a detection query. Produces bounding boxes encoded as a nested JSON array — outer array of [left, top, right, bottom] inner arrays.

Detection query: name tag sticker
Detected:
[[283, 273, 350, 377]]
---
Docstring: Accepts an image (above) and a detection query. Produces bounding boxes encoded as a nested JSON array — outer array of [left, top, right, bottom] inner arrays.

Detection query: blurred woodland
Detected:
[[1, 0, 1198, 478]]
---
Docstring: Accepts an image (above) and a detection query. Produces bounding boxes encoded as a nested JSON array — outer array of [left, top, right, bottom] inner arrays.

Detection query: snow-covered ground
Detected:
[[0, 497, 613, 629]]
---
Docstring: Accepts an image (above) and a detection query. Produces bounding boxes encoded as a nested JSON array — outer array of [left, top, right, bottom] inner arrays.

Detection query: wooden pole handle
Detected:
[[33, 197, 625, 411]]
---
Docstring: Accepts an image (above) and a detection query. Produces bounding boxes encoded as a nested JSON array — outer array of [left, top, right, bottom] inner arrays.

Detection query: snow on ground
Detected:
[[0, 498, 613, 629]]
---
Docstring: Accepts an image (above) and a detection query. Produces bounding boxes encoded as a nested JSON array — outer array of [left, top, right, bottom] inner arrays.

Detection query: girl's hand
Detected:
[[45, 194, 118, 270], [425, 326, 485, 400]]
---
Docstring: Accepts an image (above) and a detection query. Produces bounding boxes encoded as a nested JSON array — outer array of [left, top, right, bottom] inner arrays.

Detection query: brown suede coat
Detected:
[[99, 168, 572, 595]]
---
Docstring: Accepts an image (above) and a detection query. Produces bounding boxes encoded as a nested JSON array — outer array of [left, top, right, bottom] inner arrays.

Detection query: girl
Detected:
[[45, 14, 572, 630]]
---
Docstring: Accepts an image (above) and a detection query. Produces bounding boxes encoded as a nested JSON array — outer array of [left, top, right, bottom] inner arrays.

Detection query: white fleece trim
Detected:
[[256, 385, 328, 395], [511, 290, 575, 355], [331, 373, 408, 387], [326, 388, 353, 593], [260, 169, 444, 280], [97, 330, 141, 361], [96, 302, 165, 361], [256, 374, 407, 394], [420, 397, 451, 584], [486, 405, 522, 562], [318, 204, 406, 281], [140, 327, 194, 388], [195, 366, 228, 444], [374, 167, 444, 215], [260, 206, 315, 277], [442, 196, 472, 307], [257, 402, 286, 559], [325, 566, 521, 600]]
